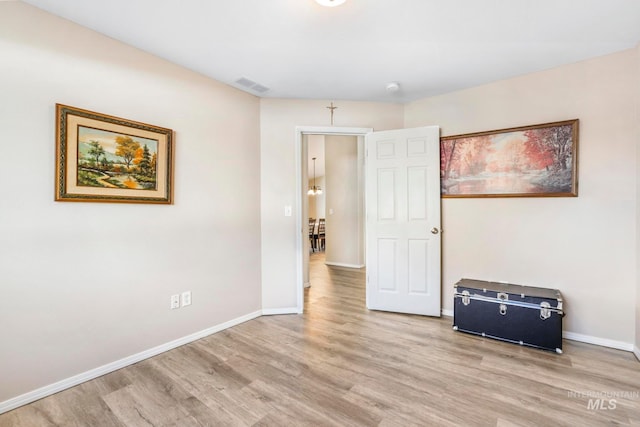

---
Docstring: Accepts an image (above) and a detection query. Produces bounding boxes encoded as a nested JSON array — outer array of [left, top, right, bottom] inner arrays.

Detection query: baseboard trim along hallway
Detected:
[[262, 307, 300, 315], [324, 262, 365, 269]]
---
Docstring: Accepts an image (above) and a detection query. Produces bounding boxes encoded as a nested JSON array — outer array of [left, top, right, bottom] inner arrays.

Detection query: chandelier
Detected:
[[308, 157, 323, 196]]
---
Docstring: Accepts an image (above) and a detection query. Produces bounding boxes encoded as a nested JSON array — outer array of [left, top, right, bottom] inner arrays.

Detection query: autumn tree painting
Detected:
[[441, 120, 578, 197], [77, 126, 159, 190], [115, 136, 140, 170]]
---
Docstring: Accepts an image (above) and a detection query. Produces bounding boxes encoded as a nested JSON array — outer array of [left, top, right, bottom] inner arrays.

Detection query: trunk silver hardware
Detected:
[[540, 301, 551, 320], [455, 289, 564, 317], [498, 292, 508, 315], [497, 292, 508, 301], [461, 290, 470, 306]]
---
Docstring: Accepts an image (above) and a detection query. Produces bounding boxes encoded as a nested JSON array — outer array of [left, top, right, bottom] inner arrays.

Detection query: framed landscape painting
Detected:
[[55, 104, 174, 204], [441, 119, 578, 198]]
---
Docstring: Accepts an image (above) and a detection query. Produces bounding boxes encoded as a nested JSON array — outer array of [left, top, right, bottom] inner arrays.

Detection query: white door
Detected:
[[365, 126, 441, 316]]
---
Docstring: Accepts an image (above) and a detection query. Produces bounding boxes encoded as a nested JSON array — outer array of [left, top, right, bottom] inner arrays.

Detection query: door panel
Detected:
[[377, 169, 396, 220], [377, 239, 397, 292], [366, 126, 441, 316], [408, 166, 428, 220], [408, 239, 429, 295]]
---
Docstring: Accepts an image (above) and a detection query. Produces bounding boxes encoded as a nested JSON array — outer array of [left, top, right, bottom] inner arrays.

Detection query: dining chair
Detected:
[[318, 218, 325, 251], [308, 218, 317, 251]]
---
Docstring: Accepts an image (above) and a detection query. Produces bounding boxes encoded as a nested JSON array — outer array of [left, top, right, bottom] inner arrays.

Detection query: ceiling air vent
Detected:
[[234, 77, 270, 94], [235, 77, 255, 88], [252, 84, 270, 93]]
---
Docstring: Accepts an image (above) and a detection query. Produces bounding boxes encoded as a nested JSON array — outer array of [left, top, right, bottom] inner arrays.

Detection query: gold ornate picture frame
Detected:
[[55, 104, 174, 204]]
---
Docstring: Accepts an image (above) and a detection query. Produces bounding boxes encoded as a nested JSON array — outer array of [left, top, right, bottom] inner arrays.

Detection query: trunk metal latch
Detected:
[[540, 301, 552, 320], [497, 292, 508, 315], [461, 290, 470, 306]]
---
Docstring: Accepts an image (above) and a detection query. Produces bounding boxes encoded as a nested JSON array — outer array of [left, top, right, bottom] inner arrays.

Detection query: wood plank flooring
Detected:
[[2, 252, 639, 426]]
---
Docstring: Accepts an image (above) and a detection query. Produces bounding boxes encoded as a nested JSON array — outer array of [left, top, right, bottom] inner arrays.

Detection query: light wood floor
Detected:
[[2, 252, 640, 426]]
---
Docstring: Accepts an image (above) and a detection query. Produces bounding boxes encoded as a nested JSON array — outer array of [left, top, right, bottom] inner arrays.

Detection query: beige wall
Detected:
[[406, 49, 638, 346], [0, 2, 261, 404], [260, 99, 403, 310], [325, 135, 363, 267]]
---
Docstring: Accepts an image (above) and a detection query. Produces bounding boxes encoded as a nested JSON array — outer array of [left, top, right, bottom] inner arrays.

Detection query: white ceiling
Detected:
[[21, 0, 640, 103]]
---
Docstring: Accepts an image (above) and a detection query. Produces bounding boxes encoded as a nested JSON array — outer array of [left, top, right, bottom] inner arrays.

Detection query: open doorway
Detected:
[[306, 134, 326, 287], [295, 127, 372, 313], [304, 133, 365, 305]]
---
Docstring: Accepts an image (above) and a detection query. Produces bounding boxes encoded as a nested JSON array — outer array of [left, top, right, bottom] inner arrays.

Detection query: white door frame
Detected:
[[295, 126, 373, 313]]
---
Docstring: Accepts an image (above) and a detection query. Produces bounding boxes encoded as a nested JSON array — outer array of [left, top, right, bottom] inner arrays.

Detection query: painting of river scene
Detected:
[[55, 104, 173, 204], [441, 120, 578, 197], [77, 126, 158, 190]]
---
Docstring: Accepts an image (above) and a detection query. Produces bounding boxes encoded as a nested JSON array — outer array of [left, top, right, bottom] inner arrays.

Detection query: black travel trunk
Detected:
[[453, 278, 564, 353]]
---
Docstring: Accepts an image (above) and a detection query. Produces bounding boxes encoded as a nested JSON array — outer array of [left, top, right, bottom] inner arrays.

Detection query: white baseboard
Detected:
[[0, 310, 262, 415], [324, 262, 365, 269], [441, 309, 453, 317], [563, 331, 634, 352], [633, 345, 640, 362], [261, 307, 301, 315]]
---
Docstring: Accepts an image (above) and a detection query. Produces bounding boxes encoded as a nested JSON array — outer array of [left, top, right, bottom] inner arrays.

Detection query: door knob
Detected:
[[430, 227, 439, 234]]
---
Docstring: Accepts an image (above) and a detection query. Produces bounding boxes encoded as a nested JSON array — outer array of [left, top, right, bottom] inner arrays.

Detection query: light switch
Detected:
[[329, 208, 334, 215], [284, 205, 292, 216]]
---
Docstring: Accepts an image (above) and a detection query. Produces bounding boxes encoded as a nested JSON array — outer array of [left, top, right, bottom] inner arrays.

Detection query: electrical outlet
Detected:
[[170, 294, 180, 309], [181, 291, 192, 307]]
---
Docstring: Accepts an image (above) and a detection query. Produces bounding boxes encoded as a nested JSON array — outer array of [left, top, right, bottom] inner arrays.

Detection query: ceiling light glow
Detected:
[[386, 82, 400, 92], [315, 0, 347, 7]]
